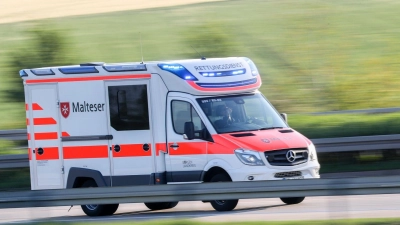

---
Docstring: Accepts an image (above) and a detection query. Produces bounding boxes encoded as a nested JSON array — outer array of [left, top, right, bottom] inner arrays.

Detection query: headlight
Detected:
[[234, 149, 265, 166], [308, 143, 318, 161]]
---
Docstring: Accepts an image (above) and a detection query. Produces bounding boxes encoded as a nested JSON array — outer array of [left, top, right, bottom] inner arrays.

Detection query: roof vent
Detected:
[[80, 62, 105, 66]]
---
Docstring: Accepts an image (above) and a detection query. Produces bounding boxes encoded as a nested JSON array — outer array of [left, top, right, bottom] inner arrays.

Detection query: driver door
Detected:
[[166, 97, 208, 183]]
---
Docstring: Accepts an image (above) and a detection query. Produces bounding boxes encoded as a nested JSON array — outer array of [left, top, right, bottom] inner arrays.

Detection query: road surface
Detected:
[[1, 194, 399, 224]]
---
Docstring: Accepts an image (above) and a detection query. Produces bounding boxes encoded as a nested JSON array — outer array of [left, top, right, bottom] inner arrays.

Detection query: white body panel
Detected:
[[27, 84, 63, 190]]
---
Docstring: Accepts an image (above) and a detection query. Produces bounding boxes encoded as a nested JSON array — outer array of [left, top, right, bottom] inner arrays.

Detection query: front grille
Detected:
[[274, 171, 302, 178], [265, 148, 308, 166]]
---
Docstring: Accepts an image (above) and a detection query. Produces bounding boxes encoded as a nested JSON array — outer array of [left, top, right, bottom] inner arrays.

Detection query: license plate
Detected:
[[283, 176, 304, 180]]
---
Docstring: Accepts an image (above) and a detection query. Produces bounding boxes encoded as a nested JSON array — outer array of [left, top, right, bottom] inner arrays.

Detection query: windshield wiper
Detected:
[[259, 127, 284, 130], [228, 129, 260, 133]]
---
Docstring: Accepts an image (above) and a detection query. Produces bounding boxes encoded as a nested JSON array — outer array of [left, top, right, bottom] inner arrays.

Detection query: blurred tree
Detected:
[[183, 22, 238, 58], [6, 24, 74, 102]]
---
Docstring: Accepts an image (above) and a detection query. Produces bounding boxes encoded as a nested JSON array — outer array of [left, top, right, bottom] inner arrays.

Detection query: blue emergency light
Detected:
[[158, 63, 198, 81], [59, 66, 99, 74], [19, 70, 28, 77], [242, 57, 259, 76], [199, 69, 246, 77], [30, 69, 55, 76]]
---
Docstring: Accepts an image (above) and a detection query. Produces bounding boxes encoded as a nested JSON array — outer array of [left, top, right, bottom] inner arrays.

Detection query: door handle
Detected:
[[169, 143, 179, 148]]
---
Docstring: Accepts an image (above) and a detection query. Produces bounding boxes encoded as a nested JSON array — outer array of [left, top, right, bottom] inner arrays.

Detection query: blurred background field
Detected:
[[1, 0, 400, 128], [1, 0, 400, 189], [1, 0, 400, 131]]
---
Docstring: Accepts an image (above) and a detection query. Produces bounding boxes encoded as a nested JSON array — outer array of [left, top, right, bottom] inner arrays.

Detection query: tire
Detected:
[[80, 180, 119, 216], [280, 197, 305, 205], [144, 201, 179, 210], [209, 173, 238, 211]]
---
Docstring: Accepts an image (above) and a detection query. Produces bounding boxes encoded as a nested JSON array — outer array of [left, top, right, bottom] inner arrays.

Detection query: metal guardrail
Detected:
[[0, 176, 399, 209], [0, 129, 27, 141], [312, 134, 400, 153], [0, 154, 28, 169], [311, 107, 400, 115], [1, 134, 400, 169]]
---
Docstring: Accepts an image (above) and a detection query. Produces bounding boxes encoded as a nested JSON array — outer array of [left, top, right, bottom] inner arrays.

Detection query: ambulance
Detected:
[[20, 57, 320, 216]]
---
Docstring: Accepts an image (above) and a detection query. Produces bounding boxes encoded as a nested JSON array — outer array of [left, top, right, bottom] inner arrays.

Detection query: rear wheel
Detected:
[[209, 173, 238, 211], [280, 197, 305, 205], [80, 180, 119, 216], [144, 202, 179, 210]]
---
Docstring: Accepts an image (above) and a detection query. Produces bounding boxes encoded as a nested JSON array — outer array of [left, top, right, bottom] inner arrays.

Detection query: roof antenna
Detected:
[[140, 33, 144, 64], [191, 46, 206, 60]]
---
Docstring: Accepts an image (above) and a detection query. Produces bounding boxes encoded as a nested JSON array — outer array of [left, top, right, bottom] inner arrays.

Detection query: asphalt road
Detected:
[[1, 194, 399, 224]]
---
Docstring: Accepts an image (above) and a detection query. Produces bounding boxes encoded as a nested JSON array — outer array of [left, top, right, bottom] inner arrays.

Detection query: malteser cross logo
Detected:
[[60, 102, 70, 118]]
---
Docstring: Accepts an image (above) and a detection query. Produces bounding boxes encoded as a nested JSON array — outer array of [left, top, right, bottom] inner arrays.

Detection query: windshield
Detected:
[[196, 93, 288, 134]]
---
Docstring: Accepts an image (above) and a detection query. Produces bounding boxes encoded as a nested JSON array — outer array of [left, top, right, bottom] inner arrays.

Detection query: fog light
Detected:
[[248, 176, 254, 181]]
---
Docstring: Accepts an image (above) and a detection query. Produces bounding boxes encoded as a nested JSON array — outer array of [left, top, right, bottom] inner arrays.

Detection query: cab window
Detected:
[[171, 100, 208, 140]]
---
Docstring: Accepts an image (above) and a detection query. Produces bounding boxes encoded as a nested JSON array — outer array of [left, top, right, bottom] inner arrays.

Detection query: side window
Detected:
[[171, 100, 205, 137], [108, 85, 149, 131]]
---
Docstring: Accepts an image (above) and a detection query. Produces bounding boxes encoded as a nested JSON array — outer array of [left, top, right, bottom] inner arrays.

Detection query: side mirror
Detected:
[[280, 113, 288, 124], [184, 121, 195, 140]]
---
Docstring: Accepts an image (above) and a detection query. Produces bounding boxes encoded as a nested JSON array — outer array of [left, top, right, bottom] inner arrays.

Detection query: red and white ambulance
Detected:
[[20, 57, 320, 216]]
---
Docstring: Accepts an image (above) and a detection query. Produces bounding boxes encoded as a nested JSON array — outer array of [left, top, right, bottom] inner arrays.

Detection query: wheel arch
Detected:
[[203, 166, 232, 182], [66, 167, 108, 188], [202, 158, 233, 182]]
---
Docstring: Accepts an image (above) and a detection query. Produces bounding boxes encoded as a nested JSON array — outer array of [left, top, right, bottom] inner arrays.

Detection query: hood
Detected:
[[217, 129, 310, 152]]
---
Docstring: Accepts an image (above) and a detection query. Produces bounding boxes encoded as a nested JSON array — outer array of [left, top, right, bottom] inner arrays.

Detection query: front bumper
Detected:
[[227, 161, 320, 181]]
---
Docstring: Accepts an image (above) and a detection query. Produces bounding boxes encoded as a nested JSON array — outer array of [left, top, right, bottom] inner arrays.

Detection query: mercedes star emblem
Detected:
[[286, 150, 296, 163]]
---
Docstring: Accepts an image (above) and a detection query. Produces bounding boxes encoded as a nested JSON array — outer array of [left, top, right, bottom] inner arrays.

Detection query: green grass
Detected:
[[0, 168, 30, 191], [1, 0, 400, 132], [31, 218, 400, 225], [289, 112, 400, 139]]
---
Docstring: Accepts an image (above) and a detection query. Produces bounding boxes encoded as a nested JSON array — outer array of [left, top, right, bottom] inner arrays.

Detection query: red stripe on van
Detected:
[[25, 104, 28, 110], [33, 117, 57, 125], [156, 143, 167, 156], [34, 132, 58, 140], [27, 133, 31, 140], [28, 148, 31, 160], [36, 147, 59, 160], [26, 74, 151, 84], [63, 145, 108, 159], [62, 132, 70, 137], [26, 118, 29, 125], [186, 76, 261, 92], [32, 103, 43, 110], [112, 144, 152, 157], [168, 142, 207, 155]]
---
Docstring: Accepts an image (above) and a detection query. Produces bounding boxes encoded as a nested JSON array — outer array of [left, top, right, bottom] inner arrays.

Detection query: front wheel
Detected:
[[209, 173, 238, 211], [280, 197, 305, 205], [144, 202, 179, 210], [80, 180, 119, 216]]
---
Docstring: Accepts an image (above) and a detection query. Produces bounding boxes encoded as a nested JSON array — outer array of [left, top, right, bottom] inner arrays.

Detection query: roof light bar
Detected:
[[59, 67, 99, 74], [31, 69, 55, 76], [197, 78, 257, 88], [158, 63, 198, 81], [103, 64, 147, 72], [242, 57, 259, 76], [199, 69, 246, 77], [19, 70, 28, 77]]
